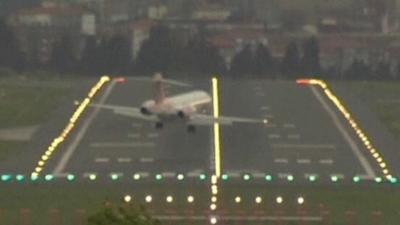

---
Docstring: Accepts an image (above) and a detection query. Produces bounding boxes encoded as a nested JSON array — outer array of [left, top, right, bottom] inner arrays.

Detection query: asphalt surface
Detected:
[[45, 78, 213, 179], [220, 80, 382, 183], [25, 78, 396, 184]]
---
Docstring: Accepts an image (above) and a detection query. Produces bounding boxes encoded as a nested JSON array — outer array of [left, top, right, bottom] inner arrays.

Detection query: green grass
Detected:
[[220, 185, 400, 225], [0, 183, 209, 225], [0, 142, 26, 162], [346, 81, 400, 138], [0, 183, 399, 225], [0, 73, 75, 162], [0, 84, 70, 128]]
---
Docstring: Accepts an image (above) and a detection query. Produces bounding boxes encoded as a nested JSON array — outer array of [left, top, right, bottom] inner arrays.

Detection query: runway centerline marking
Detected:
[[310, 86, 376, 178]]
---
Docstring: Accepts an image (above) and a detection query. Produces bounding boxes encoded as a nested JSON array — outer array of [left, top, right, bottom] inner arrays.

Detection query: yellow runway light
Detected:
[[31, 76, 111, 176], [297, 78, 393, 180]]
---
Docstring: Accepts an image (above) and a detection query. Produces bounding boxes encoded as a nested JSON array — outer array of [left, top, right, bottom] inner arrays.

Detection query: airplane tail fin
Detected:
[[152, 72, 192, 104], [153, 72, 166, 104]]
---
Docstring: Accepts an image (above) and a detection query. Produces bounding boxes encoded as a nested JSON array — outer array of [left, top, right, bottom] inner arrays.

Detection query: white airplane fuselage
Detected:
[[141, 90, 212, 120]]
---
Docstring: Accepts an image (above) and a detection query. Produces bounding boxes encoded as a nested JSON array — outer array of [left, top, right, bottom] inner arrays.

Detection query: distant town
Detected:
[[1, 0, 400, 80]]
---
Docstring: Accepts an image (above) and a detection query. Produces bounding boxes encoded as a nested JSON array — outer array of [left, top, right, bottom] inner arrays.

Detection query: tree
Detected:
[[345, 59, 371, 80], [177, 36, 226, 76], [374, 60, 391, 80], [104, 35, 132, 74], [135, 25, 176, 74], [230, 45, 254, 77], [88, 201, 161, 225], [0, 18, 25, 70], [49, 35, 77, 73], [253, 43, 274, 77], [301, 36, 321, 77], [281, 42, 301, 79], [80, 36, 100, 75]]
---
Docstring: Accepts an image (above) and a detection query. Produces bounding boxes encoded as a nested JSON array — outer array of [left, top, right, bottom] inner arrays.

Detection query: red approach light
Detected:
[[296, 79, 311, 86], [116, 77, 127, 83]]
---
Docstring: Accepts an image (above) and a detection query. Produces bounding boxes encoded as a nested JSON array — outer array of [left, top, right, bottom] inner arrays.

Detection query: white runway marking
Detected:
[[283, 123, 296, 128], [187, 174, 199, 178], [162, 172, 176, 178], [272, 143, 335, 150], [117, 158, 132, 163], [147, 133, 159, 138], [260, 106, 270, 111], [268, 134, 281, 139], [127, 133, 140, 138], [90, 142, 156, 148], [139, 157, 154, 163], [288, 134, 301, 140], [137, 172, 150, 178], [256, 92, 265, 97], [311, 86, 376, 178], [52, 80, 117, 175], [297, 159, 311, 164], [252, 172, 265, 178], [319, 159, 334, 165], [274, 158, 289, 164], [187, 170, 203, 177], [226, 172, 241, 178], [95, 158, 109, 163]]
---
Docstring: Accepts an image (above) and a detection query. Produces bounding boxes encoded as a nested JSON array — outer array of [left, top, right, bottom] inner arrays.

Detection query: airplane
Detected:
[[92, 73, 266, 132]]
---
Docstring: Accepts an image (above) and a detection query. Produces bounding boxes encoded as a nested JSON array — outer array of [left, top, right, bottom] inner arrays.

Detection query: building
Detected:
[[9, 2, 94, 64]]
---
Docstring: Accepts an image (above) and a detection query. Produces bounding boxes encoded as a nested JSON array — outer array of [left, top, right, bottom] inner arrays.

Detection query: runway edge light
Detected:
[[31, 76, 111, 176], [298, 78, 393, 181]]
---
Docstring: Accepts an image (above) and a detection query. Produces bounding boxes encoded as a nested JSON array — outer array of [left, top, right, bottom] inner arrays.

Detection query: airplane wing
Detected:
[[91, 104, 159, 122], [188, 114, 265, 126]]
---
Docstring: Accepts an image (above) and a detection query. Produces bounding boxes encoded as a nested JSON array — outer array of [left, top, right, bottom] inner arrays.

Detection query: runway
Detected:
[[33, 77, 396, 184]]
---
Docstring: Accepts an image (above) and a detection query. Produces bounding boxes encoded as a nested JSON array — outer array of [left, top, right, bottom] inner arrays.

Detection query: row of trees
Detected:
[[0, 18, 397, 80], [39, 25, 323, 78]]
